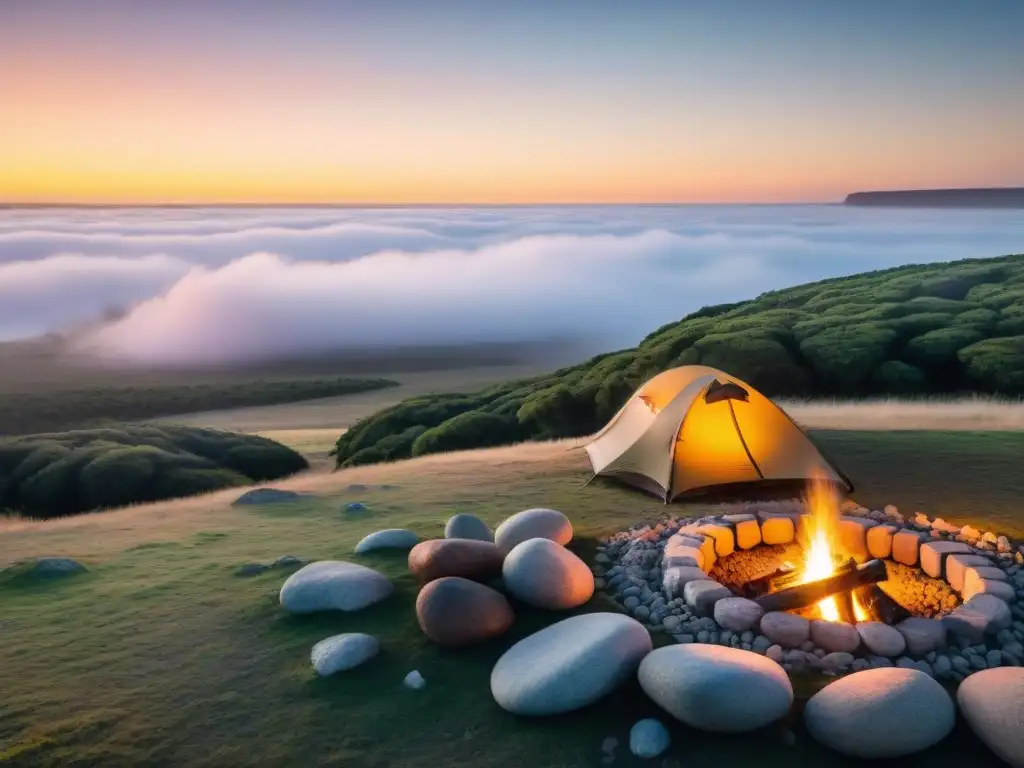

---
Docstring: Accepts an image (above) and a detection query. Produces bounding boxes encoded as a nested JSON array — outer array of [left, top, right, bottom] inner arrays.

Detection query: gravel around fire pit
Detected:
[[595, 500, 1024, 685]]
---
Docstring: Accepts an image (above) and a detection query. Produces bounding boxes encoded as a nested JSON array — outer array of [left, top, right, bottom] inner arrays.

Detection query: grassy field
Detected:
[[2, 430, 1023, 767]]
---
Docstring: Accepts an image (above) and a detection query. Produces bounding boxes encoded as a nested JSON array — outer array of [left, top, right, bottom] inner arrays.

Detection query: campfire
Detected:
[[746, 471, 901, 625]]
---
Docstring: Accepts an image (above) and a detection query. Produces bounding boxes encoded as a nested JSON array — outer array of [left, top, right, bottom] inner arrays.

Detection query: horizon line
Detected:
[[0, 200, 846, 209]]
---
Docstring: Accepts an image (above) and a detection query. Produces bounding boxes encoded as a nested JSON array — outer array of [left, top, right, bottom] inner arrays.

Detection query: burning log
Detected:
[[855, 584, 911, 625], [753, 558, 887, 614]]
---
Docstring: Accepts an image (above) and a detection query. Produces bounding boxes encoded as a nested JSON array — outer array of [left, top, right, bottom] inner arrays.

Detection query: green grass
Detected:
[[0, 377, 398, 436], [1, 430, 1022, 767]]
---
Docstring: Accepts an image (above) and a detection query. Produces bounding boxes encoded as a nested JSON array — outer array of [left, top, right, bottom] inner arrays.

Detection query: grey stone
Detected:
[[623, 586, 642, 598], [273, 555, 305, 568], [958, 668, 1024, 768], [971, 655, 988, 670], [697, 630, 710, 643], [16, 557, 88, 579], [986, 649, 1003, 668], [760, 612, 810, 649], [280, 560, 393, 613], [629, 719, 671, 759], [895, 617, 946, 656], [232, 488, 304, 506], [857, 622, 906, 657], [354, 528, 419, 553], [403, 670, 426, 690], [503, 538, 594, 610], [494, 508, 572, 554], [852, 658, 870, 671], [634, 605, 651, 621], [491, 613, 653, 715], [345, 502, 368, 513], [236, 562, 270, 576], [624, 596, 641, 611], [869, 655, 894, 668], [934, 655, 953, 677], [682, 579, 732, 616], [310, 633, 379, 676], [803, 668, 955, 758], [810, 621, 861, 654], [662, 615, 682, 633], [752, 635, 773, 653], [818, 652, 854, 671], [952, 654, 971, 674], [444, 513, 493, 542], [741, 630, 754, 644], [713, 597, 764, 632], [943, 594, 1012, 643], [638, 644, 793, 733], [766, 644, 784, 663]]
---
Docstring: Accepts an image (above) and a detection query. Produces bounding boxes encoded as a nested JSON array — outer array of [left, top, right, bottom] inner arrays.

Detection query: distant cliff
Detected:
[[845, 188, 1024, 208]]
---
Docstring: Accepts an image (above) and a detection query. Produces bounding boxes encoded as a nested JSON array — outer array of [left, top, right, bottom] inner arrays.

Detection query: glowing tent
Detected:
[[584, 365, 852, 501]]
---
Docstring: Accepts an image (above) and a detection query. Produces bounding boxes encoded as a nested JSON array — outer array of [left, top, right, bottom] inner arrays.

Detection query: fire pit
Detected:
[[596, 476, 1024, 681]]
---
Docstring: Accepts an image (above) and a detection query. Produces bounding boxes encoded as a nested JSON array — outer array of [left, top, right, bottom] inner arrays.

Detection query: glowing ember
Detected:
[[800, 471, 870, 622]]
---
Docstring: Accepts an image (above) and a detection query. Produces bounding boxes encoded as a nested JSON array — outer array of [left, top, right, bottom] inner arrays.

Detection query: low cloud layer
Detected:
[[1, 205, 1022, 365]]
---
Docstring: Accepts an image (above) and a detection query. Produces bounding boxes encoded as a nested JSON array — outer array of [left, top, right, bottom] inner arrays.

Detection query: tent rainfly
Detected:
[[584, 365, 852, 501]]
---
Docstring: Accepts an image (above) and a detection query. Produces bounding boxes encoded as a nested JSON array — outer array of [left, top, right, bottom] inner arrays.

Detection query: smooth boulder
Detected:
[[280, 560, 392, 613], [416, 577, 514, 647], [803, 668, 955, 758], [714, 597, 764, 632], [810, 620, 861, 654], [21, 557, 88, 579], [407, 539, 504, 584], [502, 538, 594, 610], [310, 633, 379, 676], [491, 613, 652, 715], [760, 612, 810, 649], [638, 644, 793, 733], [856, 621, 906, 657], [494, 508, 572, 554], [355, 529, 418, 554], [444, 513, 493, 542], [233, 488, 303, 506], [957, 668, 1024, 768]]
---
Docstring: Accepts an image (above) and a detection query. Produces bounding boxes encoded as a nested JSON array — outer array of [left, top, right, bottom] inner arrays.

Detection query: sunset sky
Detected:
[[2, 0, 1022, 204]]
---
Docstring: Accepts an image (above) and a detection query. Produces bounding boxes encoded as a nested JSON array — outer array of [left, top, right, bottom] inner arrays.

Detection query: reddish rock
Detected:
[[408, 538, 504, 584], [416, 576, 514, 647]]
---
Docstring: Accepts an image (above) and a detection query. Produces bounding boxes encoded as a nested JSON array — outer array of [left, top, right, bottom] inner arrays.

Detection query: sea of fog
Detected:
[[1, 204, 1023, 366]]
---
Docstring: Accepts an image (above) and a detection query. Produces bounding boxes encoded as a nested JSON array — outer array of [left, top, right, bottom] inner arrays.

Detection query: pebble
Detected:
[[403, 670, 426, 690], [629, 719, 671, 759], [310, 633, 380, 676], [986, 649, 1003, 668]]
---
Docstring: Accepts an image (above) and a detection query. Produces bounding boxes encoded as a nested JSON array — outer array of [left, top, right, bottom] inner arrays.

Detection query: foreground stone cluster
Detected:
[[262, 498, 1024, 764], [597, 500, 1024, 681]]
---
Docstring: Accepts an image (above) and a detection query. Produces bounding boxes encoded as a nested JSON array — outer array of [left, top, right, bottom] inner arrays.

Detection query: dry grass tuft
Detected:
[[781, 396, 1024, 431]]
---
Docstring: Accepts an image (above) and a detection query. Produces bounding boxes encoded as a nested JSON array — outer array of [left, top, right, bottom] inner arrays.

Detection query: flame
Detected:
[[800, 470, 870, 622]]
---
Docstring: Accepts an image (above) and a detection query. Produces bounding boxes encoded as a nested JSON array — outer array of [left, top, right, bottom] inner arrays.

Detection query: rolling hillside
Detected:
[[334, 254, 1024, 467]]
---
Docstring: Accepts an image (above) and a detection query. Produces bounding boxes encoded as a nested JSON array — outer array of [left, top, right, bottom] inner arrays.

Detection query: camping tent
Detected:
[[584, 365, 852, 501]]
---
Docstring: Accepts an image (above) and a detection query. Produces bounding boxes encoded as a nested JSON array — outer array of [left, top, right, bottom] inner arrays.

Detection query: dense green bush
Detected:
[[0, 425, 308, 518], [334, 254, 1024, 468]]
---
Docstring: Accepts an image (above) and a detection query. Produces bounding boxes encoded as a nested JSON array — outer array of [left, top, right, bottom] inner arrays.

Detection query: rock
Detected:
[[986, 648, 1003, 668], [894, 617, 946, 655], [601, 736, 618, 754], [310, 633, 379, 676], [760, 612, 810, 649], [662, 565, 710, 598], [236, 562, 270, 576], [345, 502, 367, 513], [857, 622, 906, 657], [408, 539, 504, 584], [494, 508, 572, 554], [866, 524, 899, 560], [839, 516, 877, 562], [713, 597, 764, 632], [17, 557, 88, 579], [817, 652, 854, 671], [919, 540, 972, 579], [964, 574, 1017, 603], [232, 488, 303, 506], [273, 555, 305, 568], [803, 668, 955, 758], [766, 644, 784, 663], [280, 561, 392, 613], [947, 553, 998, 592], [491, 613, 652, 715], [444, 513, 493, 542], [943, 594, 1012, 643], [810, 621, 861, 653], [961, 524, 981, 541], [355, 529, 418, 554], [892, 529, 928, 566], [403, 670, 426, 690], [638, 644, 793, 733], [957, 668, 1024, 768], [503, 538, 594, 610], [416, 577, 514, 647], [752, 635, 773, 653], [682, 579, 732, 616], [732, 517, 762, 550], [759, 516, 795, 546], [934, 654, 952, 677], [629, 719, 671, 759]]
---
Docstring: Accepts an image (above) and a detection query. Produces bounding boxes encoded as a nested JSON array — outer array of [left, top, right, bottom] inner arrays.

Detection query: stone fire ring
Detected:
[[596, 501, 1024, 682]]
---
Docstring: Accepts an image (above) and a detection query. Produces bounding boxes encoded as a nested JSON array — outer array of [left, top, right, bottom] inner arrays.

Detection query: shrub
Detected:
[[411, 412, 520, 456], [905, 327, 985, 367], [799, 324, 898, 391], [959, 337, 1024, 392], [0, 425, 308, 518], [870, 361, 928, 394]]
